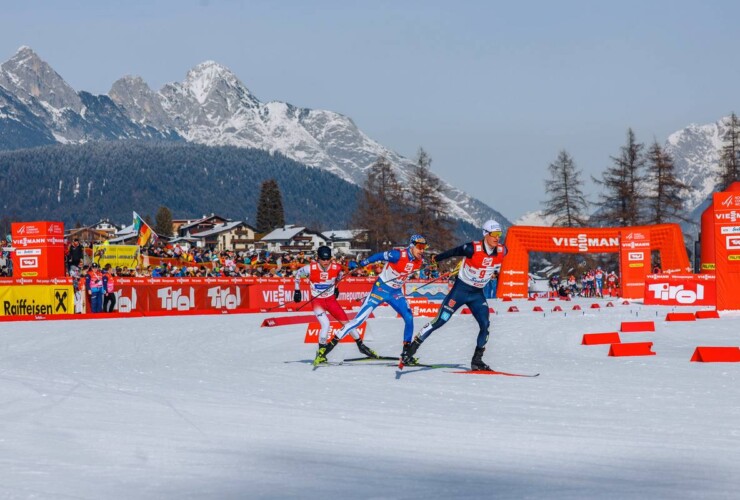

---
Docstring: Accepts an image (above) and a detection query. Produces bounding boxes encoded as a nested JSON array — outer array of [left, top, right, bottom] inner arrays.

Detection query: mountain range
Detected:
[[0, 46, 507, 229]]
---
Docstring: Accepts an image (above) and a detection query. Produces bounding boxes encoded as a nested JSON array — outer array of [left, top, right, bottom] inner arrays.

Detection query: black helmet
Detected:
[[317, 246, 332, 261]]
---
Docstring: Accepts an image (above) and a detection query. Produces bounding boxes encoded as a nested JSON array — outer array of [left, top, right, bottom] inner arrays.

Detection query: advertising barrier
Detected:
[[0, 277, 380, 319], [498, 224, 690, 299], [92, 244, 140, 269], [713, 190, 740, 310], [11, 221, 66, 279], [643, 273, 716, 306], [0, 283, 74, 317]]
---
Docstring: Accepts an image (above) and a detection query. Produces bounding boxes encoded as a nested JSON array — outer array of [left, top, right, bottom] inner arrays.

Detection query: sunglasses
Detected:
[[487, 231, 502, 237], [413, 242, 428, 249]]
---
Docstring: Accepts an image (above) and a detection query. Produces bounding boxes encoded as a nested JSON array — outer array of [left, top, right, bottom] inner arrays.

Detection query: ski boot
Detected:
[[471, 346, 492, 371], [313, 337, 340, 366], [355, 338, 379, 359], [399, 341, 419, 367]]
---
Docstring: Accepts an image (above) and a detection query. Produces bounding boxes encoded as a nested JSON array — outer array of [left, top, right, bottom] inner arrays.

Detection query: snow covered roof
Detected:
[[322, 229, 365, 241], [261, 225, 306, 242], [191, 221, 245, 238]]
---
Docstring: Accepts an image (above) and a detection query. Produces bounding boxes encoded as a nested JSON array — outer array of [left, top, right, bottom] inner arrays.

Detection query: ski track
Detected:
[[0, 298, 738, 499]]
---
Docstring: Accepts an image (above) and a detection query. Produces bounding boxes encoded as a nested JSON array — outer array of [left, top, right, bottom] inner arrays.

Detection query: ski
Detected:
[[343, 356, 398, 362], [450, 369, 540, 377], [398, 360, 465, 370]]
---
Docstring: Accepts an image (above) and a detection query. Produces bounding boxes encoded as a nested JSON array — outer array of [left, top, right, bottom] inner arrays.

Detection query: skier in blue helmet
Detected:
[[311, 234, 428, 365]]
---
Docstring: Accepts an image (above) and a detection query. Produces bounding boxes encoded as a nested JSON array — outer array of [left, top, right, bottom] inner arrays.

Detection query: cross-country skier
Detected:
[[311, 235, 427, 366], [294, 245, 379, 364], [402, 220, 507, 371]]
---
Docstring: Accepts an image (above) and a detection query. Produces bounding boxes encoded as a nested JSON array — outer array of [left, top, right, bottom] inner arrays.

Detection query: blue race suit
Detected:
[[335, 247, 422, 343]]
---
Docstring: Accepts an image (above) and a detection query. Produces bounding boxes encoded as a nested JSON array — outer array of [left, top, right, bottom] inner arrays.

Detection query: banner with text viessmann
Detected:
[[619, 230, 651, 299], [713, 191, 740, 310], [11, 222, 66, 279]]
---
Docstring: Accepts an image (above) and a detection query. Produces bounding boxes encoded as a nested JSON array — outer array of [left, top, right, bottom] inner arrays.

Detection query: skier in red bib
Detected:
[[293, 245, 378, 364], [402, 220, 507, 371]]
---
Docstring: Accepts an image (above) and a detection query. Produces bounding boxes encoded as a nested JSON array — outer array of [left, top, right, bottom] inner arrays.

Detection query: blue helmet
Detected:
[[409, 234, 427, 247]]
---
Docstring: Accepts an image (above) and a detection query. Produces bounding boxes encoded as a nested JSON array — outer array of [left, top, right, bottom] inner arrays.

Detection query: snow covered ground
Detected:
[[1, 298, 739, 499]]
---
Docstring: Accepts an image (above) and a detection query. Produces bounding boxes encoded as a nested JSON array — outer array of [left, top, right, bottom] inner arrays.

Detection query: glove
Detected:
[[359, 259, 369, 267], [348, 261, 358, 270], [293, 289, 302, 303], [334, 286, 339, 299], [428, 254, 437, 263]]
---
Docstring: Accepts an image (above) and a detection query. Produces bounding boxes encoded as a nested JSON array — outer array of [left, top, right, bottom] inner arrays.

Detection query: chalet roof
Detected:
[[178, 214, 231, 231], [261, 225, 306, 242], [192, 221, 246, 238], [322, 229, 365, 241]]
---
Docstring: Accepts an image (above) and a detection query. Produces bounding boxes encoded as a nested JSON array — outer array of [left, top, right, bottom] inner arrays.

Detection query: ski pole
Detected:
[[349, 266, 440, 303], [294, 266, 361, 312], [408, 270, 456, 293]]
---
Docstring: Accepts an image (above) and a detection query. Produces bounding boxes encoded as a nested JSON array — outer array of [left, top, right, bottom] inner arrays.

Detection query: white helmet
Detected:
[[482, 219, 502, 236]]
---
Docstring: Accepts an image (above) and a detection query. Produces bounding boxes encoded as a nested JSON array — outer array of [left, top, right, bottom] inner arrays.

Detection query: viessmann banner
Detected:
[[11, 221, 66, 279]]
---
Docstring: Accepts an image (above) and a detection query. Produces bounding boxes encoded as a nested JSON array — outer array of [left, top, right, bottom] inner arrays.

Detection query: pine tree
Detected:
[[717, 112, 740, 191], [404, 148, 454, 249], [542, 150, 589, 227], [592, 128, 645, 226], [154, 206, 174, 237], [644, 140, 689, 224], [256, 179, 285, 233], [352, 156, 408, 252]]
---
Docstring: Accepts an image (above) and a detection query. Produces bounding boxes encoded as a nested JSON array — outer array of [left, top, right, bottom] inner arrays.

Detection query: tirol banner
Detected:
[[619, 230, 651, 299], [11, 221, 66, 279], [644, 274, 716, 306], [0, 284, 74, 317], [92, 244, 140, 270], [713, 190, 740, 310], [497, 224, 690, 299]]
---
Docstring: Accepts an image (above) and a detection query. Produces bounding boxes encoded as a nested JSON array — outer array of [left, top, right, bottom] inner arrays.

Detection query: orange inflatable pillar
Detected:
[[713, 187, 740, 311]]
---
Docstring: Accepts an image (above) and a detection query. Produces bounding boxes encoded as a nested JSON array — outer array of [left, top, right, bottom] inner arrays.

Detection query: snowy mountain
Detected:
[[0, 47, 506, 228], [663, 118, 729, 221], [0, 47, 180, 144]]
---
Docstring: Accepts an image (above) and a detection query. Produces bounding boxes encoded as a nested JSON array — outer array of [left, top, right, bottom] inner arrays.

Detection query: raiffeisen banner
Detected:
[[0, 284, 74, 316]]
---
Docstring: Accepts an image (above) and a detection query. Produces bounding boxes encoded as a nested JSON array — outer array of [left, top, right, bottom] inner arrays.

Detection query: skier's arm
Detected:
[[360, 249, 401, 267], [434, 243, 474, 262], [293, 264, 310, 291]]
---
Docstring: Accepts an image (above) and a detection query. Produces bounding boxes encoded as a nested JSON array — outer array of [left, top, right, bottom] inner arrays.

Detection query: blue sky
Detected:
[[3, 0, 740, 221]]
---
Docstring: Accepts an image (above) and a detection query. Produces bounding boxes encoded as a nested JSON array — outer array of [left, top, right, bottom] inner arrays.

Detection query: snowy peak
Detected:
[[0, 45, 82, 113], [181, 60, 258, 108], [109, 75, 174, 129], [0, 46, 507, 228]]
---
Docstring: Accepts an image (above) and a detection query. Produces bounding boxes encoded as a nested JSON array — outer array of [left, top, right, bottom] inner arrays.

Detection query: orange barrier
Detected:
[[609, 342, 655, 357], [582, 332, 621, 345], [665, 313, 696, 322], [690, 346, 740, 362], [304, 322, 367, 343], [695, 310, 720, 319], [620, 321, 655, 332]]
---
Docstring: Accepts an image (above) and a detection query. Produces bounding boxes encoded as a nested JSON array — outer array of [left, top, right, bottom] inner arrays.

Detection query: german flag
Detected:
[[133, 211, 158, 247]]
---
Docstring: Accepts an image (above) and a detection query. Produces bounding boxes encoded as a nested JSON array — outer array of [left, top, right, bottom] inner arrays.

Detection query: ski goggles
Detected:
[[487, 230, 503, 238], [413, 242, 428, 249]]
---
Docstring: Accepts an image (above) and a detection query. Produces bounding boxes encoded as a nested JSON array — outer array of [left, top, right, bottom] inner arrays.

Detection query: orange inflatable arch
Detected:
[[497, 224, 690, 299]]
